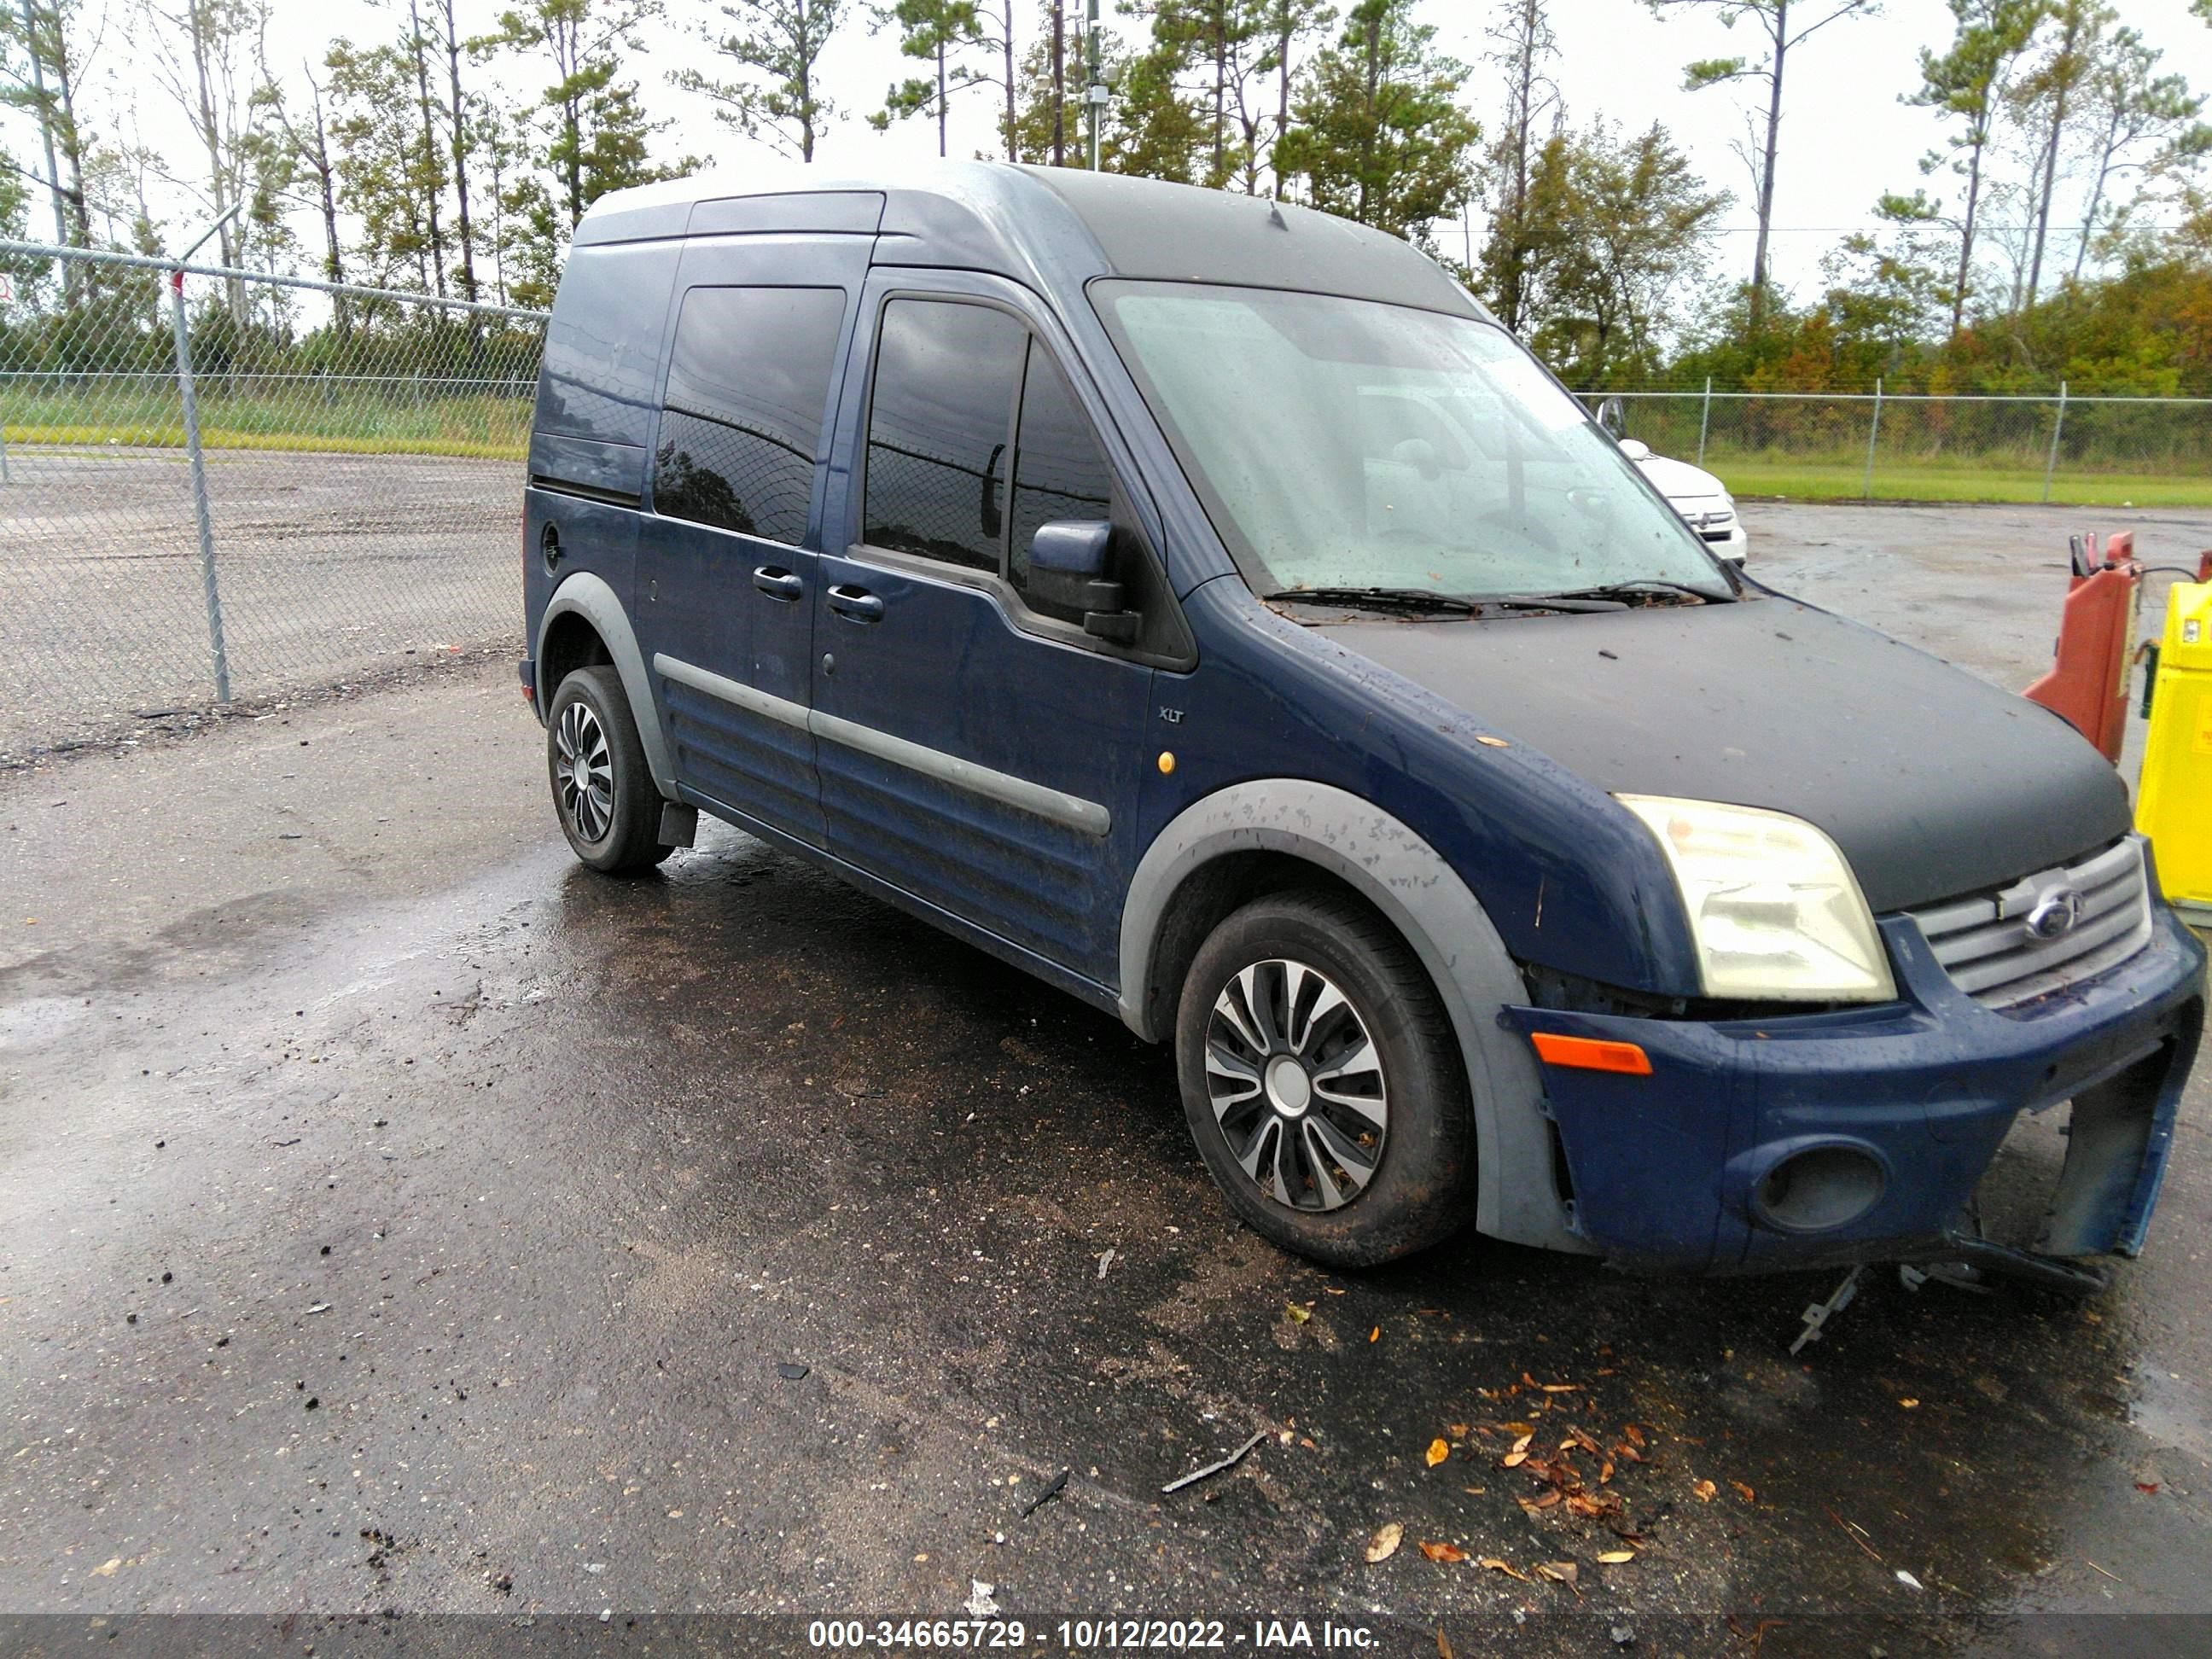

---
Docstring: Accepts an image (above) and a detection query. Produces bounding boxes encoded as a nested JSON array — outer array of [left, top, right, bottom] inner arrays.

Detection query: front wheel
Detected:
[[1174, 891, 1474, 1267], [545, 665, 673, 873]]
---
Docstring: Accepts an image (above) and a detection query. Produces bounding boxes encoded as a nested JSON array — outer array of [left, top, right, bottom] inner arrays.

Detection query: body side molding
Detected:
[[1119, 779, 1588, 1254], [655, 651, 1112, 840]]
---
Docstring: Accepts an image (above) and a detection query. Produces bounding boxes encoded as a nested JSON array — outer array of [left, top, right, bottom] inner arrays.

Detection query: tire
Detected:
[[1174, 890, 1474, 1267], [546, 665, 672, 873]]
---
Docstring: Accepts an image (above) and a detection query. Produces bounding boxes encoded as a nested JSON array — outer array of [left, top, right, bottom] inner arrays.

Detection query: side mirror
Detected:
[[1596, 396, 1627, 439], [1618, 438, 1652, 462], [1026, 520, 1138, 643]]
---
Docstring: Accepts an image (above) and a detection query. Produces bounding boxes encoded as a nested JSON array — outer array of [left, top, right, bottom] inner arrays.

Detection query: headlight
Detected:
[[1617, 795, 1895, 1002]]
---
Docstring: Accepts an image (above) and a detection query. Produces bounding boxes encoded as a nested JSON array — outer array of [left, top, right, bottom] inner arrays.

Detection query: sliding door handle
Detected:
[[752, 566, 804, 602]]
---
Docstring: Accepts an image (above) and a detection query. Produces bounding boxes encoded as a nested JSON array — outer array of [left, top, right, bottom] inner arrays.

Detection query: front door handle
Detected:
[[827, 584, 885, 625], [752, 565, 804, 602]]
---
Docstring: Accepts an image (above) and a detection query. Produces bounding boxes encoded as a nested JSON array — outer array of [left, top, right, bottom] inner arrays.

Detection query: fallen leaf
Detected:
[[1693, 1479, 1718, 1503], [1623, 1423, 1648, 1448], [1516, 1491, 1561, 1515], [1540, 1383, 1580, 1394], [1599, 1459, 1615, 1484], [1537, 1561, 1579, 1586], [1461, 1487, 1487, 1497], [1565, 1425, 1604, 1457], [1365, 1522, 1403, 1563], [1447, 1423, 1471, 1439], [2135, 1482, 2161, 1495], [1436, 1628, 1455, 1659], [1503, 1420, 1537, 1436], [1899, 1398, 1920, 1409], [1476, 736, 1510, 748], [1895, 1569, 1924, 1592], [1597, 1551, 1637, 1565], [1419, 1540, 1469, 1563], [1732, 1481, 1757, 1504], [1286, 1304, 1311, 1324], [1370, 1326, 1381, 1343], [1426, 1438, 1450, 1468], [1478, 1557, 1533, 1583]]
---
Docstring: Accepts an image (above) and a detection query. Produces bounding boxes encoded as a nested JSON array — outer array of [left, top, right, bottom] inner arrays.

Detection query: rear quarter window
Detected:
[[537, 243, 681, 449]]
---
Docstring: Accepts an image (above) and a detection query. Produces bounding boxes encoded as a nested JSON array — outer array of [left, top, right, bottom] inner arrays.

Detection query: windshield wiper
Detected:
[[1269, 585, 1632, 616], [1520, 579, 1732, 606], [1266, 585, 1487, 616]]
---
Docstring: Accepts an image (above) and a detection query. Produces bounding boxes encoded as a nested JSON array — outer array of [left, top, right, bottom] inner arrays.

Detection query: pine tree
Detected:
[[1648, 0, 1882, 329], [1273, 0, 1480, 249], [870, 1, 981, 158], [678, 0, 844, 163], [1907, 0, 2042, 338]]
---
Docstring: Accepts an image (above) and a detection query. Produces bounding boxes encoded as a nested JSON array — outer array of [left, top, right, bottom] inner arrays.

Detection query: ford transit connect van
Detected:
[[521, 162, 2203, 1279]]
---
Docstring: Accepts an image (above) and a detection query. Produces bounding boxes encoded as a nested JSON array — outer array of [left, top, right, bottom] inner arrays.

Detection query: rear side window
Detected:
[[863, 300, 1027, 571], [654, 286, 845, 545]]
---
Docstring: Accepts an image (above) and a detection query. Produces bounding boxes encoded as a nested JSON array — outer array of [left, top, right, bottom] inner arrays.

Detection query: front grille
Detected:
[[1906, 836, 2153, 1010]]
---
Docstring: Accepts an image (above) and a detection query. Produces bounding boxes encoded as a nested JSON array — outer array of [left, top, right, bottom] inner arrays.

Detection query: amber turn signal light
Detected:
[[1529, 1033, 1653, 1075]]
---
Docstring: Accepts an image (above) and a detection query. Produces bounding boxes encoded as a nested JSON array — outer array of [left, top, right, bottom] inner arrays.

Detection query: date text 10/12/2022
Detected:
[[804, 1619, 1378, 1650]]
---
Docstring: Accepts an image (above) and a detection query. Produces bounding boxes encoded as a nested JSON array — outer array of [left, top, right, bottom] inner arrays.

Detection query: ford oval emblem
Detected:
[[2026, 887, 2084, 940]]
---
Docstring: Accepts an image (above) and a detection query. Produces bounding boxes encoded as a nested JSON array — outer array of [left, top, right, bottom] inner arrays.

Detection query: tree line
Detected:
[[3, 0, 2209, 395]]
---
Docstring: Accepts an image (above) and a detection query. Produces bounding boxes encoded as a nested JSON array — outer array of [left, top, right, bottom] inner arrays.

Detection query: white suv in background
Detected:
[[1620, 437, 1746, 564], [1593, 399, 1746, 563]]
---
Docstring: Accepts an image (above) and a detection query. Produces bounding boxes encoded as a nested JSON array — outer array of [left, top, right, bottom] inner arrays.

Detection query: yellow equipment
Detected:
[[2137, 579, 2212, 922]]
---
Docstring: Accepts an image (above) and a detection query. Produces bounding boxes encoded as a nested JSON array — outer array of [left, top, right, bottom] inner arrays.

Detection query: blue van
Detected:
[[520, 163, 2203, 1278]]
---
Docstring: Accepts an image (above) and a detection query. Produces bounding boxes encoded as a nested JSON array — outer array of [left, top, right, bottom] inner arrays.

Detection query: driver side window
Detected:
[[862, 298, 1117, 606]]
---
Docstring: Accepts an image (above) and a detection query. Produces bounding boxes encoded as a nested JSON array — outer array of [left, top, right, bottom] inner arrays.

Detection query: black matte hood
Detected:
[[1313, 597, 2133, 915]]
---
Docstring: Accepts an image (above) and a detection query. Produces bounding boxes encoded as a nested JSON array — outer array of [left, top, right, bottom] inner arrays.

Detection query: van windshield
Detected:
[[1092, 280, 1732, 605]]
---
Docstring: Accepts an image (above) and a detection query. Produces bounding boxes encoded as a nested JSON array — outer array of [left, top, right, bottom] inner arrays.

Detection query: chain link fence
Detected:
[[1582, 383, 2212, 508], [1, 242, 544, 761]]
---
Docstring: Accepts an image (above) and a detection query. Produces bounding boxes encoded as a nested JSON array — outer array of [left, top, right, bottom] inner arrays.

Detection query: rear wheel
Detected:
[[546, 666, 672, 873], [1174, 891, 1474, 1267]]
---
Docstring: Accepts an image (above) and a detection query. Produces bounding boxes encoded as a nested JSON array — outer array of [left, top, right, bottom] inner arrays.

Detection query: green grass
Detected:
[[4, 422, 527, 460], [1710, 458, 2212, 509], [2, 389, 533, 462]]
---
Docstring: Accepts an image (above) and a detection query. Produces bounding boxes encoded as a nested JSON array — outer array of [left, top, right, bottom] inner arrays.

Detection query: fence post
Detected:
[[2042, 381, 2068, 504], [1861, 377, 1883, 502], [1697, 375, 1712, 467], [169, 266, 231, 704]]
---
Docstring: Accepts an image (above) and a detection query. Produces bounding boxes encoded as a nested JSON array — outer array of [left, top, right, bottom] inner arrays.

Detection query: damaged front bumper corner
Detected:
[[1500, 905, 2206, 1279]]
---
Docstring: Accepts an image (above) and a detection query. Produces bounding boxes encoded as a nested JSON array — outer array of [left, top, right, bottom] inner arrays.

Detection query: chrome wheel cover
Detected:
[[1204, 958, 1388, 1213], [554, 699, 614, 842]]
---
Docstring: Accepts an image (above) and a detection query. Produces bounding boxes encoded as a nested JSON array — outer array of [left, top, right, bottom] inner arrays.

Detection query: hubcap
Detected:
[[1204, 958, 1388, 1213], [554, 701, 614, 842]]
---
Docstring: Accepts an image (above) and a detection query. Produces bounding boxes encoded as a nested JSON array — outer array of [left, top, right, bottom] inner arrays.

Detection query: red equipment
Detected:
[[2023, 531, 2144, 764]]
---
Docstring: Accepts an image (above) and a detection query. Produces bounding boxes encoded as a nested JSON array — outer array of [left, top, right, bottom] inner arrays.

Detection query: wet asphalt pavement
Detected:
[[3, 506, 2210, 1654]]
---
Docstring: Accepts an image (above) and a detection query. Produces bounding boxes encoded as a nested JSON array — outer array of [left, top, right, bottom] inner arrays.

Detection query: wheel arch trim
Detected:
[[1118, 779, 1589, 1254], [535, 573, 675, 796]]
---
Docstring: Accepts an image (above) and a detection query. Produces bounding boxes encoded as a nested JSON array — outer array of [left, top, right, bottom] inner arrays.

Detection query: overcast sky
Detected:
[[16, 0, 2212, 303]]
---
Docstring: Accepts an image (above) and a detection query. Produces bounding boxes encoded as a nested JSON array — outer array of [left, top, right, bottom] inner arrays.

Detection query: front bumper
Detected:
[[1501, 905, 2205, 1275]]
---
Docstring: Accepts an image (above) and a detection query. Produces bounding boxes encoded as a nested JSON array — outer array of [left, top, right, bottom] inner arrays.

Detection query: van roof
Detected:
[[574, 160, 1486, 321]]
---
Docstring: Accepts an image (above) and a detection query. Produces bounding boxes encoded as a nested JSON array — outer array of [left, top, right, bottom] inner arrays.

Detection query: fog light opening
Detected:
[[1755, 1146, 1886, 1233]]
